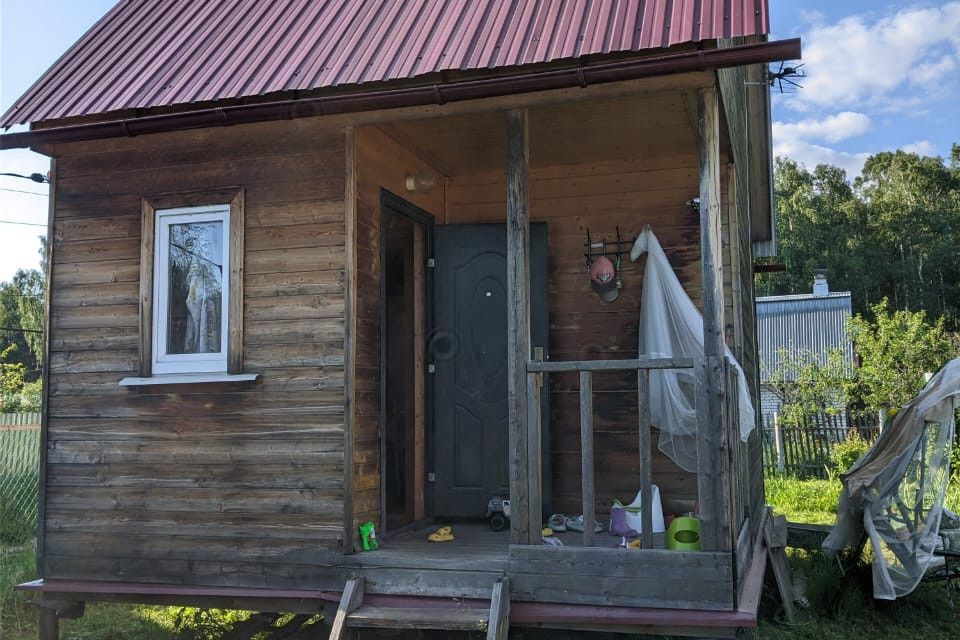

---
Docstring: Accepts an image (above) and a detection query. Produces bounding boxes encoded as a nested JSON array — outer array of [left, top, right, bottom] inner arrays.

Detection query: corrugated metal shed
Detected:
[[2, 0, 769, 127], [756, 292, 854, 382]]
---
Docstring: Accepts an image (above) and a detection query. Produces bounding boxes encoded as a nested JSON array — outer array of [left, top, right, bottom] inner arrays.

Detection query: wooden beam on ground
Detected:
[[506, 108, 533, 545], [695, 84, 733, 553], [580, 371, 595, 547], [328, 577, 364, 640], [763, 514, 796, 623], [487, 577, 511, 640]]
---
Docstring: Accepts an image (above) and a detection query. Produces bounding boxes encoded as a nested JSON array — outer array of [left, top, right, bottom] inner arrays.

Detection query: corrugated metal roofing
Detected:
[[757, 292, 854, 382], [2, 0, 769, 127]]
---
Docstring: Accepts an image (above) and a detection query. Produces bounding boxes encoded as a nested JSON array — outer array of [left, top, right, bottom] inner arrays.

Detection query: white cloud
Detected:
[[773, 138, 871, 178], [792, 2, 960, 111], [773, 111, 871, 144], [772, 111, 873, 176], [910, 53, 957, 86], [901, 140, 937, 155]]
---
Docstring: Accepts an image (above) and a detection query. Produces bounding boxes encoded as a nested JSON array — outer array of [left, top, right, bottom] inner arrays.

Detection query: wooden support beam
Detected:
[[695, 85, 733, 552], [506, 108, 533, 544], [328, 577, 364, 640], [38, 158, 56, 577], [526, 370, 543, 539], [487, 577, 511, 640], [342, 126, 357, 554], [638, 369, 653, 549], [580, 371, 595, 547], [39, 610, 59, 640]]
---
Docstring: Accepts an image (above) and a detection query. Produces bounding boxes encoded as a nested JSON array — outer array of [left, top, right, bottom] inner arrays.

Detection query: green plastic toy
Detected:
[[358, 521, 378, 551]]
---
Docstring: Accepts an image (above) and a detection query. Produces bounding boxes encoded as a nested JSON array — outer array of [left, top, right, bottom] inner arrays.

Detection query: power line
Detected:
[[0, 172, 48, 184], [0, 326, 42, 334], [0, 219, 46, 227], [0, 187, 48, 197]]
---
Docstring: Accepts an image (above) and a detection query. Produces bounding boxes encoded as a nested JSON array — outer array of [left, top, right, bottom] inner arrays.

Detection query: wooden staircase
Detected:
[[328, 576, 510, 639]]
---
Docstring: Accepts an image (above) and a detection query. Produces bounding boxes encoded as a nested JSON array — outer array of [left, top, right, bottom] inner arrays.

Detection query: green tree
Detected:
[[855, 150, 960, 321], [763, 347, 849, 427], [761, 147, 960, 329], [846, 299, 959, 413], [0, 345, 39, 412], [0, 268, 44, 379]]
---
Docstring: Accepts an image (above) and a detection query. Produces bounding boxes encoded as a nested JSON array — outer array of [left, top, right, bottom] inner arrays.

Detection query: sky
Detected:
[[1, 0, 959, 283]]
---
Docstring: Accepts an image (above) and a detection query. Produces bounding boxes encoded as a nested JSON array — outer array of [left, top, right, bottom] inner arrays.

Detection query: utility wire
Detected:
[[0, 187, 48, 197], [0, 326, 43, 333], [0, 219, 46, 227]]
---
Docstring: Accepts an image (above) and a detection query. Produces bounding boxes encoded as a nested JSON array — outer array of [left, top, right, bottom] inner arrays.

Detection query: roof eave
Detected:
[[1, 38, 800, 151]]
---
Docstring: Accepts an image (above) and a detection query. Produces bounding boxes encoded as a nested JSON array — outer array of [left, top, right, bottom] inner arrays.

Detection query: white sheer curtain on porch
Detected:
[[630, 225, 756, 473]]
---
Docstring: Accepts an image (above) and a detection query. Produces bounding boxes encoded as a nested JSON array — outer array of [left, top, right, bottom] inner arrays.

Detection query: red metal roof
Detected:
[[2, 0, 769, 127]]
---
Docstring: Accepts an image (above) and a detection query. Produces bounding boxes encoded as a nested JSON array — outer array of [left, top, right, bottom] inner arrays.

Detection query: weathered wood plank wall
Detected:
[[719, 54, 768, 592], [351, 127, 444, 541], [445, 100, 706, 516], [44, 118, 349, 585]]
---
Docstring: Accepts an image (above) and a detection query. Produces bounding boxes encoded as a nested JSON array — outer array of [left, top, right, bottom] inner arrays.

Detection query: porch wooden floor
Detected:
[[351, 520, 668, 569]]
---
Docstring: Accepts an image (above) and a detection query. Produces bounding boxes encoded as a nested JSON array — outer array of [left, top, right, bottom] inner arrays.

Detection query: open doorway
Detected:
[[380, 191, 431, 532]]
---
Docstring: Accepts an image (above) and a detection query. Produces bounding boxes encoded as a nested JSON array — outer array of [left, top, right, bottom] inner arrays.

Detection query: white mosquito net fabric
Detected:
[[823, 357, 960, 600], [629, 226, 756, 473]]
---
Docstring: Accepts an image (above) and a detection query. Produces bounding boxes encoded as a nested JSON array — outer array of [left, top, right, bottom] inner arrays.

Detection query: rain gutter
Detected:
[[1, 38, 800, 150]]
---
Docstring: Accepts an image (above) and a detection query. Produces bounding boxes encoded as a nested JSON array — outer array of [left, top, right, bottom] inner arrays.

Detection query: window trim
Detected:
[[136, 187, 245, 379], [152, 205, 231, 375]]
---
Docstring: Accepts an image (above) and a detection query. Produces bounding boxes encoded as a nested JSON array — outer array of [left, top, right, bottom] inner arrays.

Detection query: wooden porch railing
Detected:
[[526, 357, 695, 549]]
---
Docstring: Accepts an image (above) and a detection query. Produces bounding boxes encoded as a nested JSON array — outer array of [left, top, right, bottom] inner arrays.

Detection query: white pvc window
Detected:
[[152, 205, 230, 375]]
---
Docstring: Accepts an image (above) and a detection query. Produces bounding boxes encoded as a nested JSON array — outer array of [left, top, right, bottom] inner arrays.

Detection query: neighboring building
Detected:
[[2, 1, 799, 637], [756, 276, 854, 420]]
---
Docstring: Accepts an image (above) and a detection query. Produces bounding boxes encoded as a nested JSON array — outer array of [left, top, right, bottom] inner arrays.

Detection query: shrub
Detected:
[[829, 429, 871, 474]]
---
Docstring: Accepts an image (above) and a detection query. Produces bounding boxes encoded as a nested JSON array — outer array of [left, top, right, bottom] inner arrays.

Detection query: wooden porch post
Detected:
[[506, 108, 536, 544], [695, 86, 733, 552]]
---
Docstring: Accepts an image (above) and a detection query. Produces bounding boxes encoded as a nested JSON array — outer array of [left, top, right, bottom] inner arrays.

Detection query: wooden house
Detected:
[[2, 1, 800, 637]]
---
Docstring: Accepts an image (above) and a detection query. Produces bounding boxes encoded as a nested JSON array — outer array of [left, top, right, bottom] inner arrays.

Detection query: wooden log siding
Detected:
[[43, 118, 350, 586]]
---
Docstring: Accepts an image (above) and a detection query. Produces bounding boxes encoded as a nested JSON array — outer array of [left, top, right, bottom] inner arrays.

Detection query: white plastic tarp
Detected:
[[630, 226, 756, 473], [824, 357, 960, 600]]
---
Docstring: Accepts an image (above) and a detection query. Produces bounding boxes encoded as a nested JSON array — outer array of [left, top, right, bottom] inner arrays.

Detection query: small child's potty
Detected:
[[623, 485, 666, 534], [666, 516, 701, 551]]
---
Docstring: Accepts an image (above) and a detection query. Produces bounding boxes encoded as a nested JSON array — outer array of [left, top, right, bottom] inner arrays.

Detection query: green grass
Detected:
[[765, 474, 844, 525], [758, 474, 960, 640], [1, 545, 176, 640], [754, 549, 960, 640]]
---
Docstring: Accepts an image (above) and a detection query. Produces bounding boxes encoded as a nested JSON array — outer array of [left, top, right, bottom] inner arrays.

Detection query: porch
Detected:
[[345, 67, 767, 614]]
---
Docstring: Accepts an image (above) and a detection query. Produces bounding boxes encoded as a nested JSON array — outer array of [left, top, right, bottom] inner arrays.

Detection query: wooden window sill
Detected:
[[118, 373, 260, 387]]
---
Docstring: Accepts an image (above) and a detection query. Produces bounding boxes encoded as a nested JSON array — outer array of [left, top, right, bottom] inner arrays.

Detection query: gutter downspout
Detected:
[[1, 38, 800, 150]]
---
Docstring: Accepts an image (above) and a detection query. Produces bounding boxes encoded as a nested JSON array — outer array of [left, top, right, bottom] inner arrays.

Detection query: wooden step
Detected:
[[347, 605, 490, 631]]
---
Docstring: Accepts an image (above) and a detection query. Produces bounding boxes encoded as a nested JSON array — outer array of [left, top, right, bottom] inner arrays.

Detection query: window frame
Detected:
[[137, 188, 245, 379], [152, 205, 231, 375]]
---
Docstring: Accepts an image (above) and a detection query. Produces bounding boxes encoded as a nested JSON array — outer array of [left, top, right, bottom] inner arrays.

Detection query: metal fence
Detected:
[[761, 411, 880, 478], [1, 412, 41, 546]]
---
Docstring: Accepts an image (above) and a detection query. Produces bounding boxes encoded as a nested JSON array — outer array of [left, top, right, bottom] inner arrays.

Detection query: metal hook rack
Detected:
[[584, 226, 632, 265]]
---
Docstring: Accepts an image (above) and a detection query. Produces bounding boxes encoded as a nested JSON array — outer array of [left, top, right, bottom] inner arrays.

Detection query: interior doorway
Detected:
[[380, 191, 432, 531]]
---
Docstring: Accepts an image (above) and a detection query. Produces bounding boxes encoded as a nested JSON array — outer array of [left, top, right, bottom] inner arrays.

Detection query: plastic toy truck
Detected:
[[486, 496, 511, 531]]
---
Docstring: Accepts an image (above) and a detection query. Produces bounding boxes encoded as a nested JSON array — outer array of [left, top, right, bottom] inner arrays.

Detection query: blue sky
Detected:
[[1, 0, 958, 282]]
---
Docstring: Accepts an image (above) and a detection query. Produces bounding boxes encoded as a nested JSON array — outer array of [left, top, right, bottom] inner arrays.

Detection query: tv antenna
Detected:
[[766, 61, 805, 93]]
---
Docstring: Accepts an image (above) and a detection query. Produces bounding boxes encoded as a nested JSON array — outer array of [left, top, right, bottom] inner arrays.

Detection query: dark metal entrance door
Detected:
[[432, 223, 548, 518]]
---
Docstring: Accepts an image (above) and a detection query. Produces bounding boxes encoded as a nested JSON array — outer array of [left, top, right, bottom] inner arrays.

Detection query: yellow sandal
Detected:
[[427, 526, 454, 542]]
